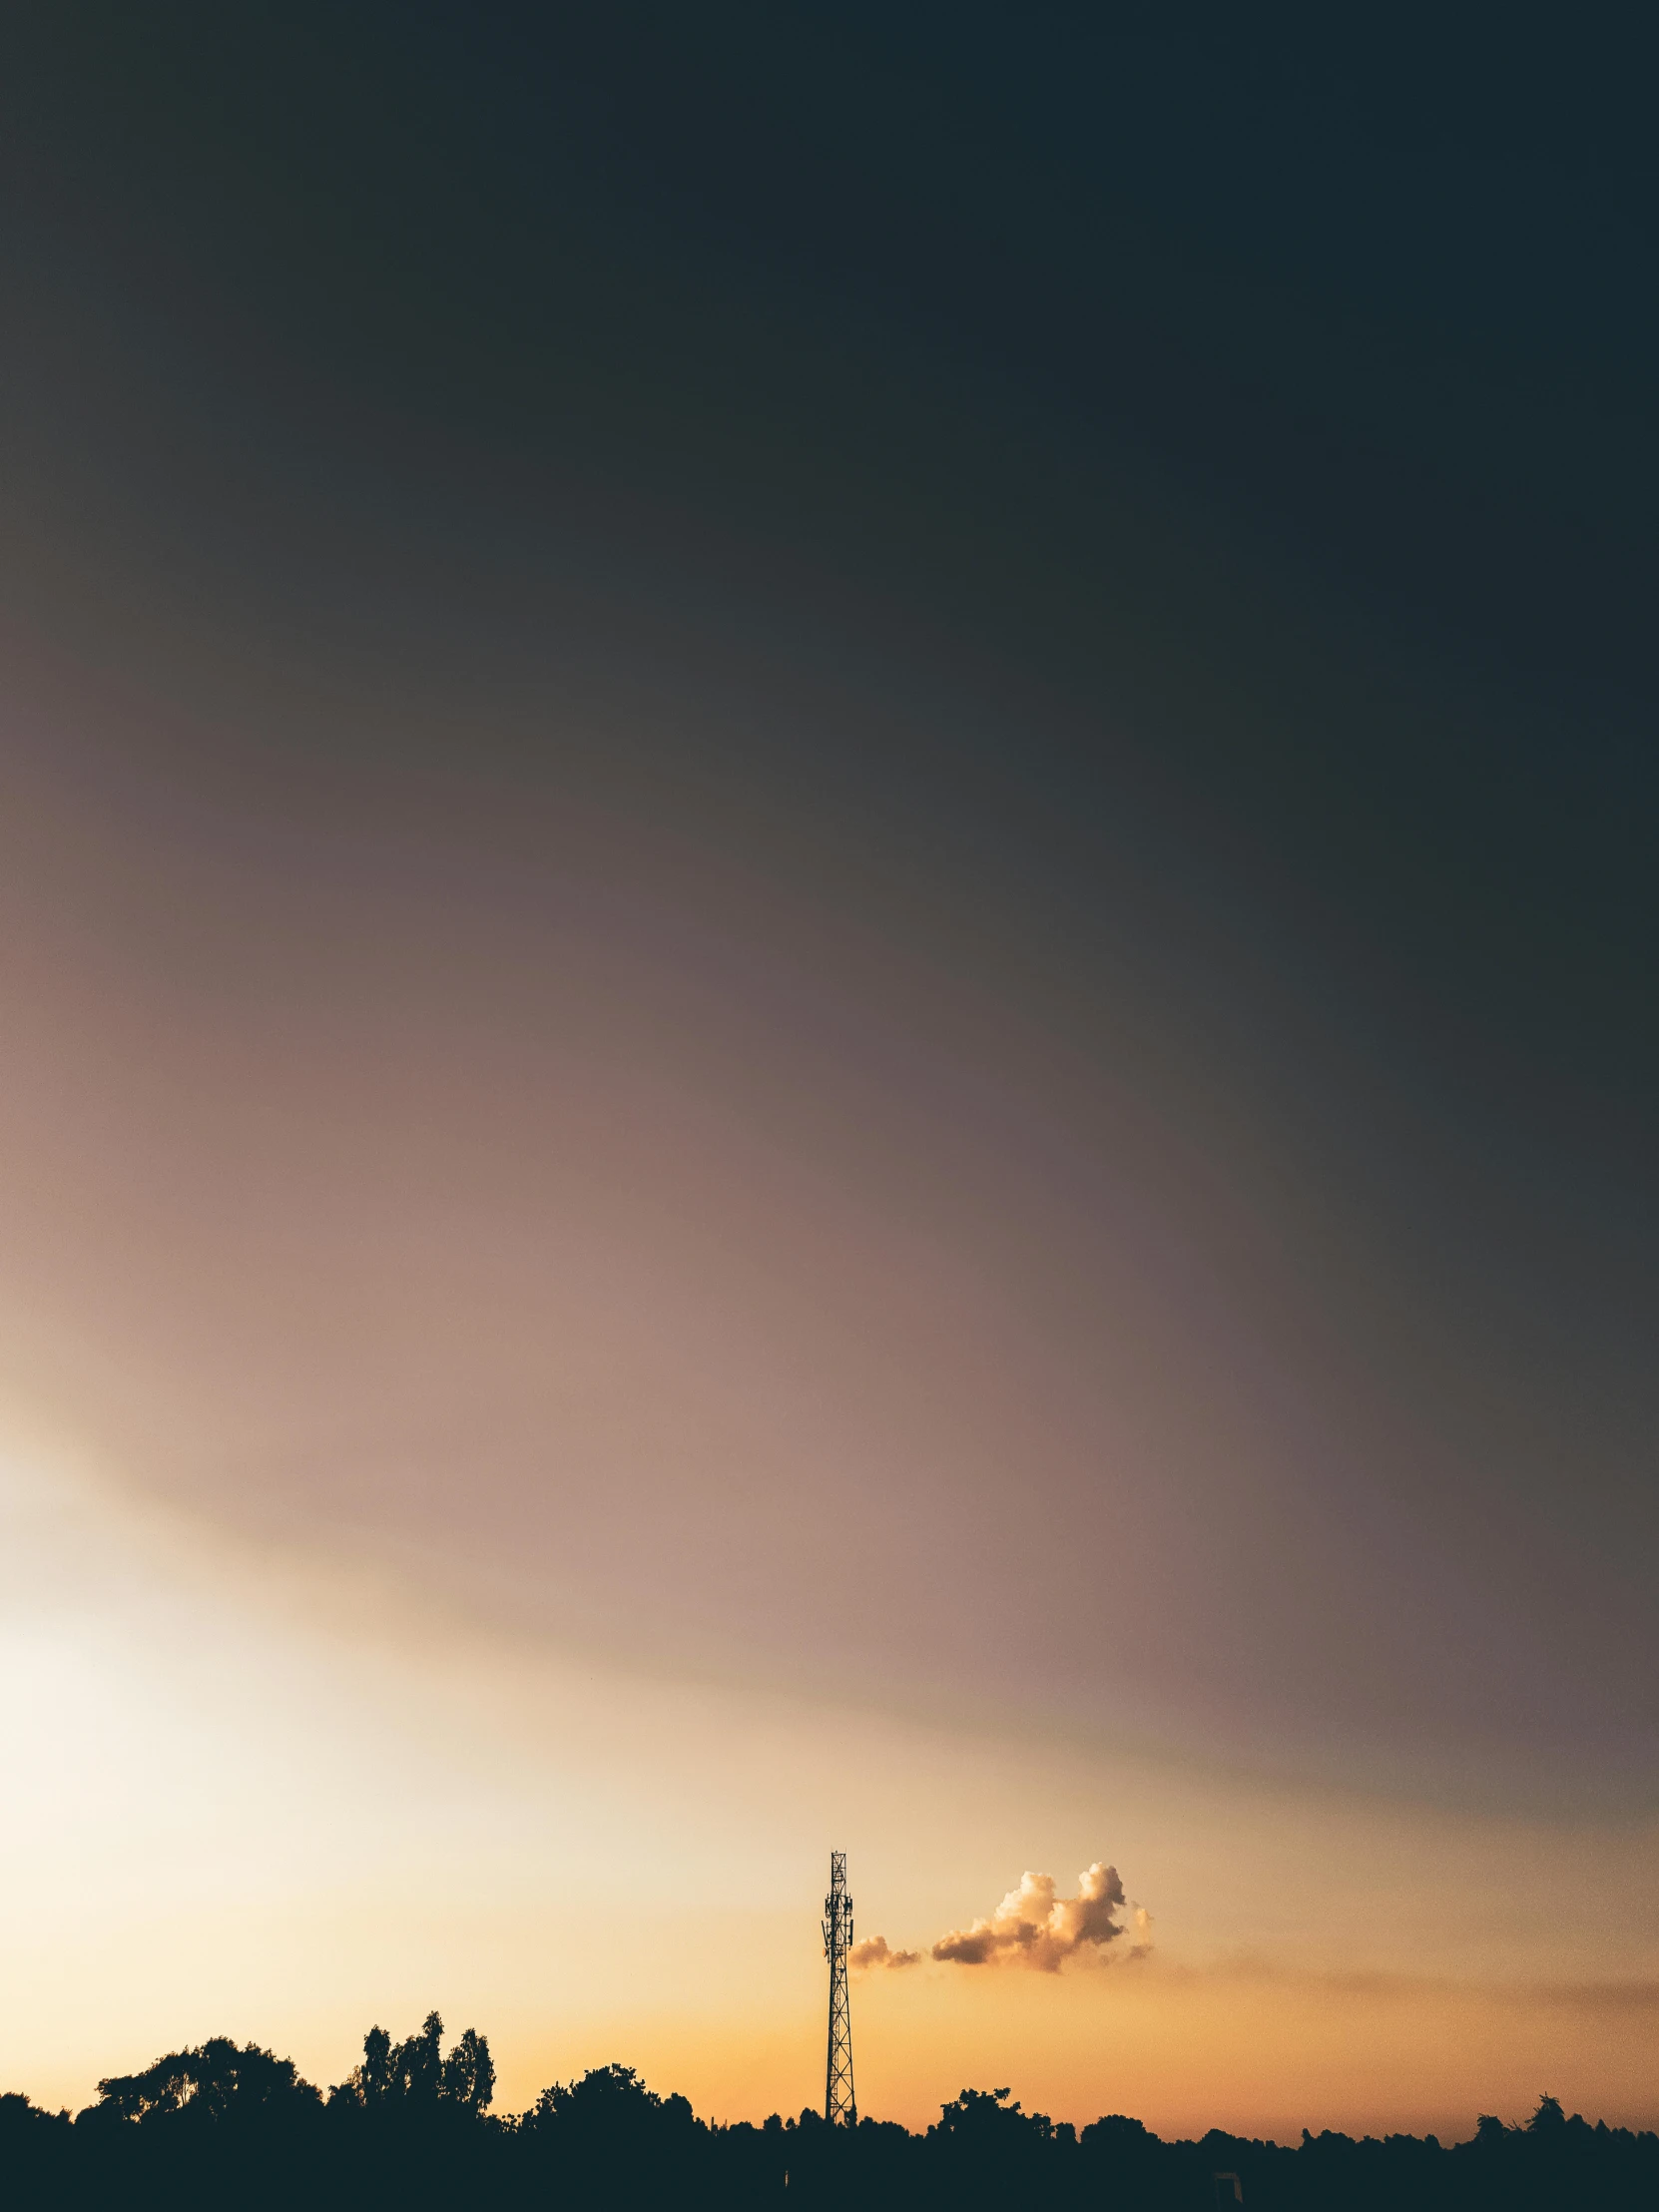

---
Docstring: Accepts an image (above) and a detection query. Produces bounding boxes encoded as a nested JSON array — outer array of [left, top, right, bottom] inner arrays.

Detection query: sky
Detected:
[[1, 4, 1656, 2138]]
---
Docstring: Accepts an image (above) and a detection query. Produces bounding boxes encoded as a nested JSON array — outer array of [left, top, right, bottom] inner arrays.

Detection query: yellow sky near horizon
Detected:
[[4, 1415, 1655, 2141]]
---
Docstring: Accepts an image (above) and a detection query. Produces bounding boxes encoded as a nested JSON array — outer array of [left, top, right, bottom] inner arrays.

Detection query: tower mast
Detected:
[[823, 1850, 855, 2126]]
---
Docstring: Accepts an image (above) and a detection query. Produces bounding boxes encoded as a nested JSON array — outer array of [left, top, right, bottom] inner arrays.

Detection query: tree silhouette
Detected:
[[441, 2026, 495, 2113], [330, 2012, 493, 2113], [89, 2038, 319, 2123], [2, 2026, 1655, 2212]]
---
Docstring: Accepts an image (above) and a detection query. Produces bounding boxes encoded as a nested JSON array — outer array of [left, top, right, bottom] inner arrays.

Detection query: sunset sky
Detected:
[[2, 8, 1656, 2139]]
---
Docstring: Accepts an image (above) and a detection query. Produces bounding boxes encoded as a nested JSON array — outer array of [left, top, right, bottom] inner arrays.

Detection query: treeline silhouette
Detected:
[[3, 2012, 1653, 2210]]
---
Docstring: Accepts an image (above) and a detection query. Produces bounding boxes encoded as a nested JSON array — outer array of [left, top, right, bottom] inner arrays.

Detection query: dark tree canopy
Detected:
[[1, 2031, 1651, 2212], [89, 2039, 318, 2124]]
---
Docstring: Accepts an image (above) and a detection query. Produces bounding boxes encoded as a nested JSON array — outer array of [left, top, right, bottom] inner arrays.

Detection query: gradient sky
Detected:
[[2, 6, 1656, 2138]]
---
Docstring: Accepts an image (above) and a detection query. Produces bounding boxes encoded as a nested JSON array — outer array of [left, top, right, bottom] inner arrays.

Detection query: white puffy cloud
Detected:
[[930, 1861, 1130, 1972]]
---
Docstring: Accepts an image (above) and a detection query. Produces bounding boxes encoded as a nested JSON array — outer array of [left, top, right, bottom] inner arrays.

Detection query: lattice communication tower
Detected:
[[824, 1850, 856, 2126]]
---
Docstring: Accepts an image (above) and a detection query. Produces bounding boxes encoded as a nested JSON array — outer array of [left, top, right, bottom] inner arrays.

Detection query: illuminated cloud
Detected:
[[931, 1861, 1132, 1971], [849, 1934, 922, 1971]]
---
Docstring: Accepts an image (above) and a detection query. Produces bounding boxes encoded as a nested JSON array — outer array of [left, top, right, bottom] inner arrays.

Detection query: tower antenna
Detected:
[[824, 1850, 855, 2126]]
